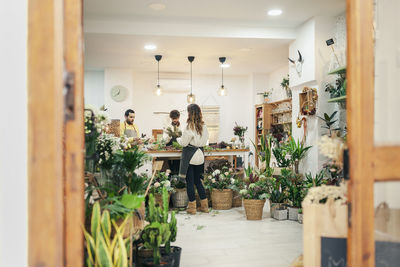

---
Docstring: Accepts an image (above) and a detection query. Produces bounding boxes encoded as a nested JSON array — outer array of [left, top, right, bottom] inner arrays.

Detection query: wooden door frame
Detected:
[[347, 0, 400, 266], [28, 0, 84, 266]]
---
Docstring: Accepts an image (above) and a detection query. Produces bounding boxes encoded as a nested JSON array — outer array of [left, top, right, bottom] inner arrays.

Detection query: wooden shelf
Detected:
[[271, 110, 292, 115], [268, 98, 292, 106], [271, 121, 292, 126]]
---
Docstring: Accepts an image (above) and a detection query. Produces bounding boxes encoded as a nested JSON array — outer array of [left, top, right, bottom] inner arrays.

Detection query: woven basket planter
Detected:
[[172, 188, 188, 208], [211, 189, 233, 210], [243, 199, 266, 220], [232, 190, 242, 207], [155, 192, 171, 208]]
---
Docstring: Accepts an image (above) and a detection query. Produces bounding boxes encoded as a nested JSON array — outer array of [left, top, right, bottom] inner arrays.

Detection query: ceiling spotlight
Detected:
[[144, 44, 157, 50], [148, 3, 166, 11], [268, 9, 282, 16], [220, 63, 230, 68]]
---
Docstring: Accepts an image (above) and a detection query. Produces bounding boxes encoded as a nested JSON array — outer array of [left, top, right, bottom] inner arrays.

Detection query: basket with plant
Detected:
[[240, 169, 271, 220], [204, 167, 235, 210]]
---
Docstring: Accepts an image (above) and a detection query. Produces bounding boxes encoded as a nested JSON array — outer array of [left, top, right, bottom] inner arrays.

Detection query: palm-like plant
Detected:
[[285, 138, 312, 174]]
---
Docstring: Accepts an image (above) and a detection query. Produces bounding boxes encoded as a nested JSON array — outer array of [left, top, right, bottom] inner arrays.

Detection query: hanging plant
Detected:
[[280, 75, 291, 98]]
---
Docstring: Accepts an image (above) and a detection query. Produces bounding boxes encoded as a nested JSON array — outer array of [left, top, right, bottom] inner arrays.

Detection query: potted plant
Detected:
[[269, 176, 288, 218], [257, 89, 273, 103], [285, 137, 312, 174], [138, 192, 175, 267], [170, 175, 188, 208], [240, 170, 271, 220], [281, 168, 304, 221], [146, 170, 174, 208], [297, 208, 303, 224], [204, 167, 234, 210], [160, 188, 182, 267], [233, 122, 248, 148], [230, 173, 244, 207], [272, 140, 291, 169], [280, 75, 291, 98], [83, 202, 132, 267]]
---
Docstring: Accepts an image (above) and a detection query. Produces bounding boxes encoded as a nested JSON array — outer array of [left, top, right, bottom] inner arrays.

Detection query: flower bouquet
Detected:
[[146, 170, 174, 208], [233, 122, 248, 148]]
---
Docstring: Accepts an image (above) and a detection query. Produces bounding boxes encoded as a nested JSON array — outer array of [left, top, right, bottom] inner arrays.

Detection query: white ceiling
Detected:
[[83, 0, 345, 75], [84, 0, 345, 28], [84, 34, 291, 75]]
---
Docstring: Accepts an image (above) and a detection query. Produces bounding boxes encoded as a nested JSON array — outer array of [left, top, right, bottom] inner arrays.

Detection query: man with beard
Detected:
[[120, 109, 139, 138], [163, 109, 182, 146]]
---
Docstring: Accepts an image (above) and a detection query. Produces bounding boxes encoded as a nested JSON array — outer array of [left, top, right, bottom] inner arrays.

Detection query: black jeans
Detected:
[[186, 164, 206, 202]]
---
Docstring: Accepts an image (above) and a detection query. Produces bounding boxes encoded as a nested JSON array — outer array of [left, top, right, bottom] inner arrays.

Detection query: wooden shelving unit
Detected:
[[254, 98, 292, 166]]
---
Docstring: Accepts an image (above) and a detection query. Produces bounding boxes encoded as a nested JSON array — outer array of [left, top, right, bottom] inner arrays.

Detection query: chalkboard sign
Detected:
[[321, 237, 400, 267], [326, 38, 335, 46], [321, 237, 347, 267]]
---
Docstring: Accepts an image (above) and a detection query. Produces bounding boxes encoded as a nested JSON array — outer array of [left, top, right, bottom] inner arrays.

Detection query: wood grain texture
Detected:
[[374, 146, 400, 181], [346, 0, 375, 266], [28, 0, 65, 265], [64, 0, 85, 266]]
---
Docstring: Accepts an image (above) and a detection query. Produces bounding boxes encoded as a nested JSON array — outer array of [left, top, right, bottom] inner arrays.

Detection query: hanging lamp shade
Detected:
[[217, 57, 228, 96], [187, 56, 196, 103], [153, 55, 163, 96]]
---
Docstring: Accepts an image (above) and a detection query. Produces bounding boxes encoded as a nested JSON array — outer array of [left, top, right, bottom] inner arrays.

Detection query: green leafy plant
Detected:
[[170, 175, 186, 189], [325, 66, 346, 99], [280, 75, 291, 98], [102, 193, 145, 220], [272, 141, 291, 167], [285, 138, 312, 173], [83, 202, 130, 267], [145, 171, 174, 194], [269, 177, 287, 204], [252, 134, 273, 174], [318, 111, 341, 137], [304, 170, 327, 189], [172, 141, 183, 150], [280, 169, 304, 208], [240, 172, 271, 200]]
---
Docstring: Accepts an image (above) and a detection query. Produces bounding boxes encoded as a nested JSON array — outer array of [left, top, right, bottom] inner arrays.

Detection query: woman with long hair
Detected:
[[178, 104, 209, 214]]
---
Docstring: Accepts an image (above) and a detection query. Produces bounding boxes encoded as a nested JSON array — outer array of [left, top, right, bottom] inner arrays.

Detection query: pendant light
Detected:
[[187, 56, 196, 103], [218, 57, 228, 96], [153, 55, 163, 96]]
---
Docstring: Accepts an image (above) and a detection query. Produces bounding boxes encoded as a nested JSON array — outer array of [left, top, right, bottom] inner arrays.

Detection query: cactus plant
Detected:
[[142, 221, 171, 265], [165, 211, 177, 254], [83, 201, 130, 267]]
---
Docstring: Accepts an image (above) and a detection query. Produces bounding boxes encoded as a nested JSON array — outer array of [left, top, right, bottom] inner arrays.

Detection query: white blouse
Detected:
[[177, 125, 209, 165]]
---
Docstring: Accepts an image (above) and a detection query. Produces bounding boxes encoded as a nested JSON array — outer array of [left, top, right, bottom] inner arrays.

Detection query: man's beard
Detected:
[[126, 120, 133, 125], [172, 121, 180, 127]]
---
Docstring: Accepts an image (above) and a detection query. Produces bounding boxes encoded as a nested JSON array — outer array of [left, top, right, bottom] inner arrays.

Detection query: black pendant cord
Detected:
[[222, 67, 224, 87], [157, 61, 160, 86], [190, 62, 193, 94]]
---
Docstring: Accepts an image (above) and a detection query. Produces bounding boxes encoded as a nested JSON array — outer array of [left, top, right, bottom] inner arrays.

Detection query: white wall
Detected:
[[84, 71, 105, 107], [0, 1, 28, 266], [103, 69, 254, 145], [267, 65, 290, 102]]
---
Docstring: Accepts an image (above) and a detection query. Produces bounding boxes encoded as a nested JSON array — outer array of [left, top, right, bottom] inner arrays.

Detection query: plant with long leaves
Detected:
[[280, 168, 305, 208], [318, 111, 341, 137], [272, 140, 291, 168], [285, 138, 312, 167], [252, 134, 273, 174], [83, 202, 130, 267]]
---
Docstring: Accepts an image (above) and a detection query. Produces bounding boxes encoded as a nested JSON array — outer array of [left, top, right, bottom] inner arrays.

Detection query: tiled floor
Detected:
[[174, 204, 303, 267]]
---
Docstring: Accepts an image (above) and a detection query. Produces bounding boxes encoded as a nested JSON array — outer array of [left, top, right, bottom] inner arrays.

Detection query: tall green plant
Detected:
[[272, 142, 290, 167], [83, 202, 129, 267], [280, 169, 304, 208], [318, 111, 341, 137], [252, 134, 273, 174]]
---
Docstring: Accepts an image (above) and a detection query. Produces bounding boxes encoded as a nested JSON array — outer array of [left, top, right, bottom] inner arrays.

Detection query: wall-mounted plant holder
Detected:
[[299, 87, 318, 115]]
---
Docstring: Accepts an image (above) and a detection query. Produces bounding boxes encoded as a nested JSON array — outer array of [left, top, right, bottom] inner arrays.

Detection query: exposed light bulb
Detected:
[[187, 93, 196, 104], [220, 63, 230, 68], [154, 85, 163, 96], [218, 85, 227, 96]]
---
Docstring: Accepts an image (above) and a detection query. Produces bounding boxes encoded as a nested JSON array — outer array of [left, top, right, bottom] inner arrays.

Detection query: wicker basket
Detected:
[[243, 199, 266, 220], [172, 188, 189, 208], [232, 190, 242, 207], [155, 192, 171, 208], [211, 189, 233, 210]]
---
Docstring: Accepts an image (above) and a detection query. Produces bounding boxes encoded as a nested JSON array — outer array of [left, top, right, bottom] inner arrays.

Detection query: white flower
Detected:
[[166, 169, 171, 176], [230, 178, 235, 184], [211, 178, 216, 183], [239, 189, 248, 195], [224, 172, 229, 176], [249, 183, 256, 189], [208, 175, 212, 179], [154, 182, 161, 188], [215, 170, 221, 175], [163, 181, 171, 187]]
